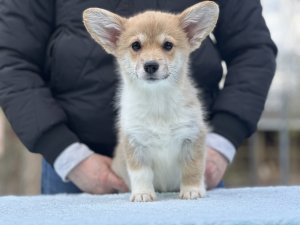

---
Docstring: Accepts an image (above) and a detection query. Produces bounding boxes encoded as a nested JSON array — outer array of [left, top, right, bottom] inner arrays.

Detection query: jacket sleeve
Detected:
[[211, 0, 277, 148], [0, 0, 79, 165]]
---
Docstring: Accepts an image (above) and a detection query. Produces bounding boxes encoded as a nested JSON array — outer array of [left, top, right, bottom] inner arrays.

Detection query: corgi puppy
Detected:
[[83, 1, 219, 202]]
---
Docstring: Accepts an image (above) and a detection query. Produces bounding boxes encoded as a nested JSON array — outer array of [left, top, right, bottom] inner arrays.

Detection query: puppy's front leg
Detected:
[[179, 134, 207, 200], [128, 165, 156, 202], [125, 138, 156, 202]]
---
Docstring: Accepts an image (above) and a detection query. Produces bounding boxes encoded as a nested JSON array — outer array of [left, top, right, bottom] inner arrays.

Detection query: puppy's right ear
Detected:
[[83, 8, 126, 55]]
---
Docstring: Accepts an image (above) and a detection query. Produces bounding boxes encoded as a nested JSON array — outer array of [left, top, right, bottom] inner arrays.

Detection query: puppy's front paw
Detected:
[[130, 192, 156, 202], [179, 186, 206, 200]]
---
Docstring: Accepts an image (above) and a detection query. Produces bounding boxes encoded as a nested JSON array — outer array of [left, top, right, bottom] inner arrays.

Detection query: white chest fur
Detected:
[[118, 81, 206, 191]]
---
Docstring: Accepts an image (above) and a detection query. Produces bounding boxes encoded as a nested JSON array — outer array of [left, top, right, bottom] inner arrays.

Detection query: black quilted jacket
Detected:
[[0, 0, 277, 165]]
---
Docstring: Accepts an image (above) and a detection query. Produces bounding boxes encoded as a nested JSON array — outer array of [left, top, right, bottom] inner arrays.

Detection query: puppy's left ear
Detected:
[[83, 8, 126, 55], [179, 1, 219, 51]]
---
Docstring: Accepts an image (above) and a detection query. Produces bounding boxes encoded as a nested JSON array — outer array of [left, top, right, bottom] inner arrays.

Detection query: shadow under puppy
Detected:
[[83, 1, 219, 202]]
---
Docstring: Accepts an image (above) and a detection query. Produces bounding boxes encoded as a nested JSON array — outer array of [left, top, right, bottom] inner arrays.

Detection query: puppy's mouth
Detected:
[[146, 77, 158, 81], [144, 74, 169, 82]]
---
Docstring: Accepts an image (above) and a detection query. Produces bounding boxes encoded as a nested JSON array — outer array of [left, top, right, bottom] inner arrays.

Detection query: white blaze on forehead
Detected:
[[129, 33, 147, 44], [157, 33, 167, 43], [138, 33, 147, 43], [157, 34, 176, 44]]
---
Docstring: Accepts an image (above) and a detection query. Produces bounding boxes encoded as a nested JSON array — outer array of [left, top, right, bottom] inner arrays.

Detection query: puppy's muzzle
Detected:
[[143, 60, 169, 81]]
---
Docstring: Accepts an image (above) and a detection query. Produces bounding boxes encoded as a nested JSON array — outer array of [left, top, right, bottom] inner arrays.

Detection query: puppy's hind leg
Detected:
[[112, 143, 131, 190], [179, 133, 207, 200]]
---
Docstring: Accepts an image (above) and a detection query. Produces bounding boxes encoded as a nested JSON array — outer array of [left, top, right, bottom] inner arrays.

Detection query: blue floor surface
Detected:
[[0, 186, 299, 225]]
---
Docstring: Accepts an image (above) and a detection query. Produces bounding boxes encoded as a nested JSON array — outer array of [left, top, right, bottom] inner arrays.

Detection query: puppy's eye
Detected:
[[131, 41, 141, 51], [163, 41, 173, 51]]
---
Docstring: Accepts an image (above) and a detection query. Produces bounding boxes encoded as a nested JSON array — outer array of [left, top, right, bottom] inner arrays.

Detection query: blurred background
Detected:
[[0, 0, 299, 195], [225, 0, 300, 187]]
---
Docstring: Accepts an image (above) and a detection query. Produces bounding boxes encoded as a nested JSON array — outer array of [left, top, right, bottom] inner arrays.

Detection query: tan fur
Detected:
[[83, 1, 219, 202], [117, 12, 188, 53], [181, 134, 207, 187]]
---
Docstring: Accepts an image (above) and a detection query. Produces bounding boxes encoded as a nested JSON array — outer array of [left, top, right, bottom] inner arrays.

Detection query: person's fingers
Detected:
[[205, 160, 219, 189], [205, 148, 229, 189], [98, 155, 129, 192], [205, 160, 215, 177], [106, 171, 129, 192], [100, 155, 113, 164], [93, 185, 116, 195]]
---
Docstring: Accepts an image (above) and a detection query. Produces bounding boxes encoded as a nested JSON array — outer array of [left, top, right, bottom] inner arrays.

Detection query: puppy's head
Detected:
[[83, 2, 219, 85]]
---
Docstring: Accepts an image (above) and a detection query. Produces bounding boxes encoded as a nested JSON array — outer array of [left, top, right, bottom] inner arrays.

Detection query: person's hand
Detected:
[[68, 153, 128, 194], [205, 148, 229, 189]]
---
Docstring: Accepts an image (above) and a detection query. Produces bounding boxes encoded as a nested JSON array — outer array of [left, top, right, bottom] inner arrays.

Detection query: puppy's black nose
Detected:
[[144, 61, 159, 74]]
